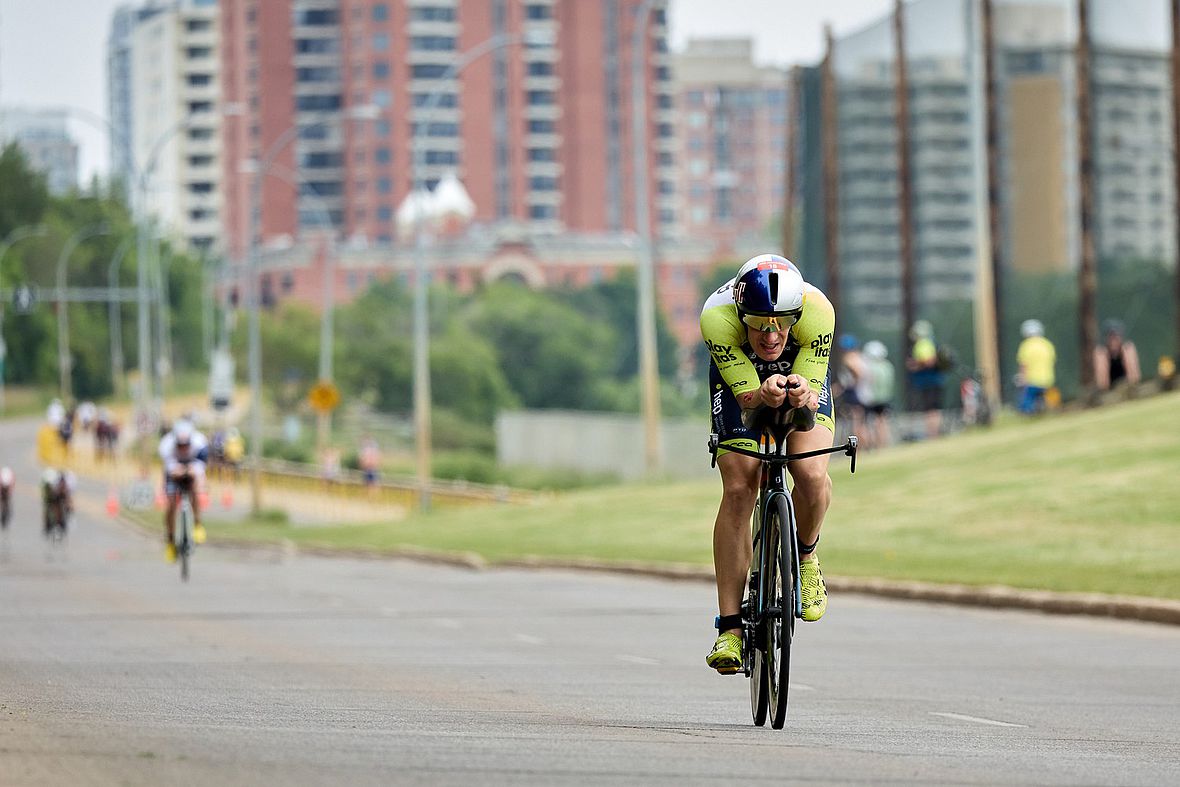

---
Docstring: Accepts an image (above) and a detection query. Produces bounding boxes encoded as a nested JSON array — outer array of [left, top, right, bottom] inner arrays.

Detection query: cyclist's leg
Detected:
[[714, 452, 760, 628], [708, 366, 763, 633]]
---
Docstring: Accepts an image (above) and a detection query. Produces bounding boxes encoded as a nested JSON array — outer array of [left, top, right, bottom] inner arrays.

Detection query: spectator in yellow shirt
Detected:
[[1016, 319, 1056, 415]]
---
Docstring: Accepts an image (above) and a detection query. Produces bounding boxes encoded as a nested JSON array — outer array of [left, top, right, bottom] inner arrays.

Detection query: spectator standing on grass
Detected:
[[906, 320, 944, 440], [860, 340, 894, 449], [1015, 319, 1056, 415], [359, 436, 381, 497], [1094, 319, 1141, 392]]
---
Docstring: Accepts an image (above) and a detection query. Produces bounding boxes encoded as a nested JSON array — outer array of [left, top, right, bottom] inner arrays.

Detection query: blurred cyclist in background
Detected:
[[158, 419, 209, 562], [40, 467, 74, 537], [1, 466, 14, 530]]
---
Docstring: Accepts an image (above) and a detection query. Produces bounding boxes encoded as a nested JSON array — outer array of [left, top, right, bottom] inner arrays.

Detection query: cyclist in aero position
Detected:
[[701, 254, 836, 674], [158, 419, 208, 562]]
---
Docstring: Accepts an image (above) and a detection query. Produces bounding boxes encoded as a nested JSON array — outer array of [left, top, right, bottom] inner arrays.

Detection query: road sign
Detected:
[[308, 381, 341, 413], [13, 284, 35, 313]]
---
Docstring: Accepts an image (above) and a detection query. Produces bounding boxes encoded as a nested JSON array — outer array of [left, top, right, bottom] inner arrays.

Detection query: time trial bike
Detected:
[[708, 401, 858, 728]]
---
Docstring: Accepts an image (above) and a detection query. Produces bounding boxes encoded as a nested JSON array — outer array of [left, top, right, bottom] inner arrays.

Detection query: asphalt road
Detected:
[[1, 419, 1178, 786]]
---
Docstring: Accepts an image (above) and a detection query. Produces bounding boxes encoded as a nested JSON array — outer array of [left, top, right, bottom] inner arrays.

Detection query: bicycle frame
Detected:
[[708, 409, 858, 657]]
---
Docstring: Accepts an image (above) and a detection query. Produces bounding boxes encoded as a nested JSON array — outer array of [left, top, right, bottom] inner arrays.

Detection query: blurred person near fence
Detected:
[[906, 320, 944, 439], [1015, 319, 1056, 415], [359, 436, 381, 498], [833, 334, 866, 441], [1094, 320, 1140, 393], [860, 340, 894, 449]]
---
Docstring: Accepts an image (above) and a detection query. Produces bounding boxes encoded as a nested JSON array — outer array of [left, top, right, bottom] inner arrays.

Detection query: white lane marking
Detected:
[[514, 634, 544, 645], [789, 683, 815, 692], [930, 711, 1028, 728], [615, 655, 658, 665]]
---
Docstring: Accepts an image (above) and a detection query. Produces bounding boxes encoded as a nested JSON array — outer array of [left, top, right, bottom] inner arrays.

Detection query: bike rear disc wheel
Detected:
[[765, 494, 796, 728]]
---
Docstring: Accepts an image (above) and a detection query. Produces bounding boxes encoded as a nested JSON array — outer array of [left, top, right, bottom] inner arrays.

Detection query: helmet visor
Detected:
[[741, 311, 800, 333]]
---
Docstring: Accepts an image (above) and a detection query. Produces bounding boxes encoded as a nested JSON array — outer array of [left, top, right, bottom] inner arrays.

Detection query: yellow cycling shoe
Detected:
[[165, 543, 177, 563], [800, 557, 828, 621], [193, 524, 207, 544], [706, 632, 743, 674]]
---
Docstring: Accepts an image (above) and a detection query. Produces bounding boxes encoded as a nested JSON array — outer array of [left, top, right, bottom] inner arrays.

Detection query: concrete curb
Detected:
[[113, 510, 1180, 627]]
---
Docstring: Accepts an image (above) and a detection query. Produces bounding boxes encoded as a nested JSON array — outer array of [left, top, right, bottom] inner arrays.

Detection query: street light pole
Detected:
[[246, 105, 379, 514], [409, 31, 543, 511], [107, 235, 135, 398], [0, 224, 50, 413], [631, 0, 663, 475], [57, 223, 111, 401]]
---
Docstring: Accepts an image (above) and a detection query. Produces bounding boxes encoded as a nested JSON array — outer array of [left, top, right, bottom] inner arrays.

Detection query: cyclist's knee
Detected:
[[791, 464, 831, 500]]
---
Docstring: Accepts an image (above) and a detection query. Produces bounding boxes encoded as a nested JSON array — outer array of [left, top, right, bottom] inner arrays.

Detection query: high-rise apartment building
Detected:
[[796, 0, 1174, 334], [0, 108, 79, 194], [219, 0, 675, 261], [672, 38, 787, 255], [107, 0, 223, 254]]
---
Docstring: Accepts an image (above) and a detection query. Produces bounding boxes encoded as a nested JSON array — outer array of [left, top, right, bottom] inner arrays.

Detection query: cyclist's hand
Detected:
[[785, 374, 818, 411], [760, 375, 789, 408]]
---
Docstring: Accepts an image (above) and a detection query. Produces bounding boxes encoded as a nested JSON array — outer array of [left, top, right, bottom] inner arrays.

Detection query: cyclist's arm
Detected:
[[700, 303, 761, 407], [788, 287, 836, 400]]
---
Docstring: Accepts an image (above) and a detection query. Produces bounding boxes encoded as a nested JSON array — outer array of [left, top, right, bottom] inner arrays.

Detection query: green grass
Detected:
[[215, 391, 1180, 600]]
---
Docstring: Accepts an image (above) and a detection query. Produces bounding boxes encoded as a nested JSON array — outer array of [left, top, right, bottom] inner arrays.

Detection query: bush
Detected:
[[262, 438, 313, 464]]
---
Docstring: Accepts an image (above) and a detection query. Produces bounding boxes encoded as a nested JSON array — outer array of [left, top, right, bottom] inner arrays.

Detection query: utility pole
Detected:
[[893, 0, 917, 398], [1076, 0, 1099, 390], [1172, 0, 1180, 360], [782, 67, 801, 259], [821, 25, 841, 315], [970, 0, 1003, 412]]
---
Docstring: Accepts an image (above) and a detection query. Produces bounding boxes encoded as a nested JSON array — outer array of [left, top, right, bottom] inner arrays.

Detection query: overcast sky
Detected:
[[0, 0, 893, 180]]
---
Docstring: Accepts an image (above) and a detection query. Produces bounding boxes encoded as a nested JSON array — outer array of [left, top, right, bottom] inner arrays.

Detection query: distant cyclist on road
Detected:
[[40, 468, 74, 537], [158, 419, 208, 562], [1, 466, 14, 529], [700, 253, 836, 674]]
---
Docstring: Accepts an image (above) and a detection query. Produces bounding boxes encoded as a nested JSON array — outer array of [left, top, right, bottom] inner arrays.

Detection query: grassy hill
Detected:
[[220, 391, 1180, 599]]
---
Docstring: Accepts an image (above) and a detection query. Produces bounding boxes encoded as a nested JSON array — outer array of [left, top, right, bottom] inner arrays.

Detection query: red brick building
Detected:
[[219, 0, 678, 259]]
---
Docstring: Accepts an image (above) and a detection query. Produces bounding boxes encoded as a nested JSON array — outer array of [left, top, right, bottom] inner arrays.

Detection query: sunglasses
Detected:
[[741, 311, 801, 333]]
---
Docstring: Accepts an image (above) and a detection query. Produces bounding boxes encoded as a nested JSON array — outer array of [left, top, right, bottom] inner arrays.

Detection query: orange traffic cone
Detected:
[[105, 487, 120, 517], [221, 487, 234, 509], [198, 490, 211, 511], [153, 487, 166, 510]]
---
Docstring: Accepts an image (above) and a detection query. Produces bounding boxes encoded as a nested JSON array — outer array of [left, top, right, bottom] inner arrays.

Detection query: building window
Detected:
[[186, 73, 213, 87], [527, 119, 555, 134], [524, 4, 553, 20], [527, 147, 556, 162], [410, 6, 455, 21], [377, 177, 392, 194], [377, 205, 393, 221], [411, 36, 455, 51], [296, 9, 338, 25], [526, 61, 553, 77], [529, 204, 557, 219], [529, 175, 558, 190], [424, 150, 458, 165], [372, 88, 391, 108], [185, 46, 212, 59], [375, 147, 392, 164], [372, 3, 389, 22], [413, 93, 457, 108], [527, 90, 555, 106], [372, 61, 390, 79], [373, 33, 390, 51], [411, 64, 449, 79], [296, 94, 342, 111]]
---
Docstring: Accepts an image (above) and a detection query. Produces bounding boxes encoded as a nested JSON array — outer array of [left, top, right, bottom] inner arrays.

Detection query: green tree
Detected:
[[0, 144, 50, 238]]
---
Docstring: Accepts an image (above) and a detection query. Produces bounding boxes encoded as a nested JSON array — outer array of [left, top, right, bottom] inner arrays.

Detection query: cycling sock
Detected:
[[798, 536, 819, 556]]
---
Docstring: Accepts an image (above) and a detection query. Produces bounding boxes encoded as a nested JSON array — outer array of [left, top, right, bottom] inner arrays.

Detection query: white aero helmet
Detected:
[[910, 319, 933, 341], [42, 468, 61, 486], [733, 254, 805, 333], [174, 419, 195, 446], [863, 340, 888, 360], [1021, 319, 1044, 338], [0, 466, 13, 486]]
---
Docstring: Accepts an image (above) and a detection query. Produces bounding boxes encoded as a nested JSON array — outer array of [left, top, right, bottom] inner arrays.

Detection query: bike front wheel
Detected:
[[765, 493, 796, 729]]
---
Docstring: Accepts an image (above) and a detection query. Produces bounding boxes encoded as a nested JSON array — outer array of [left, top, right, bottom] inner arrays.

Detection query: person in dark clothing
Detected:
[[1093, 320, 1141, 391]]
